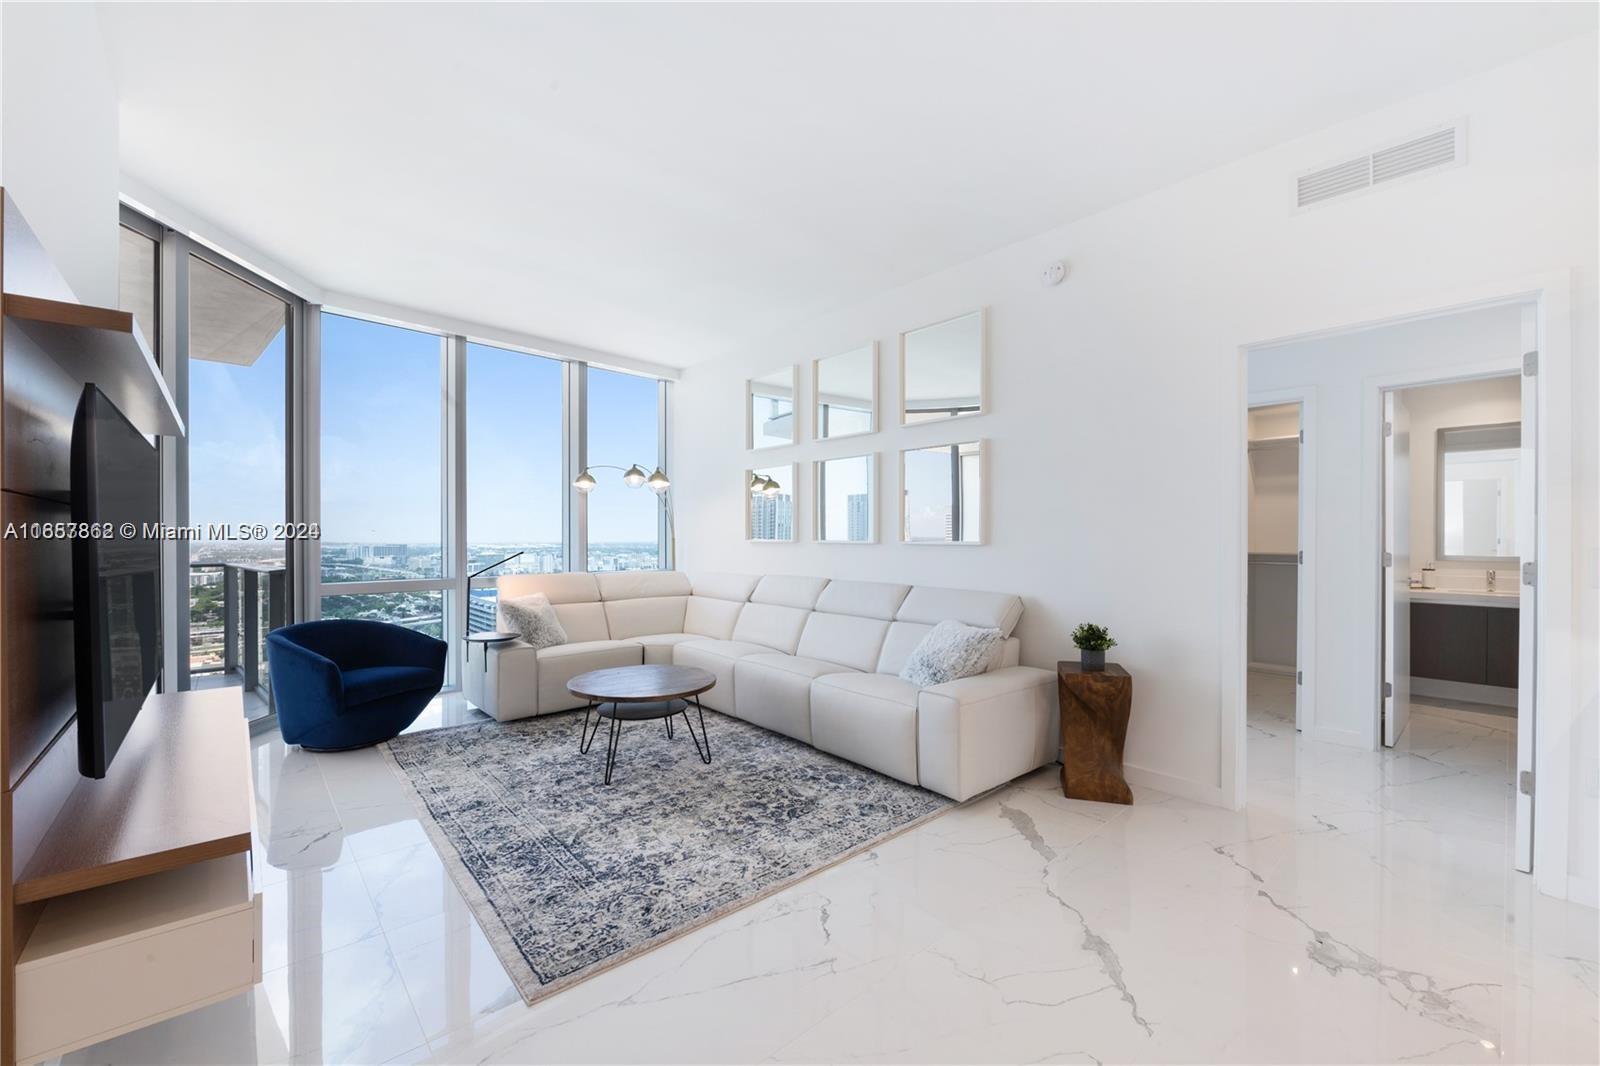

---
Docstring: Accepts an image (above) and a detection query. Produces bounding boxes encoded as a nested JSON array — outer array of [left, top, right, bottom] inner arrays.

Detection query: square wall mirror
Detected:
[[1438, 422, 1520, 560], [901, 440, 983, 544], [748, 366, 798, 449], [901, 309, 985, 425], [815, 454, 876, 543], [746, 463, 797, 541], [814, 343, 877, 440]]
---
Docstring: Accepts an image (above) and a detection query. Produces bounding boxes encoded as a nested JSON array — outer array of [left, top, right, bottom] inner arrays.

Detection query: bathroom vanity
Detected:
[[1410, 589, 1519, 689]]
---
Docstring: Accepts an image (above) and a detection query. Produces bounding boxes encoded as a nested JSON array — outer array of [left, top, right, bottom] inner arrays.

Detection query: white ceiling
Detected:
[[97, 3, 1594, 368]]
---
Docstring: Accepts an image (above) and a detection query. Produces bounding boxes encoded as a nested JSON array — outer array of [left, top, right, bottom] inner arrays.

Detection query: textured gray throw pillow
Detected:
[[899, 620, 1003, 687], [500, 593, 568, 651]]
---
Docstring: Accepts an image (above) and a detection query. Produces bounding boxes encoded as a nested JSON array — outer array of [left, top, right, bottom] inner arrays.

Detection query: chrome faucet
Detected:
[[1486, 569, 1496, 592]]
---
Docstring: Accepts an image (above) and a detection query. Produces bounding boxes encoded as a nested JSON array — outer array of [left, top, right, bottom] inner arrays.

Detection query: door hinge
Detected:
[[1522, 560, 1536, 587], [1383, 681, 1393, 699], [1384, 421, 1393, 438], [1296, 670, 1303, 685], [1523, 351, 1538, 377], [1519, 770, 1534, 796], [1383, 551, 1393, 567], [1297, 550, 1304, 564], [1298, 429, 1305, 443]]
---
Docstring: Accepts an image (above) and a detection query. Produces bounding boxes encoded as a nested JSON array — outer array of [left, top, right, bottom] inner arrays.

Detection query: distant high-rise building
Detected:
[[847, 493, 869, 541], [751, 493, 793, 540]]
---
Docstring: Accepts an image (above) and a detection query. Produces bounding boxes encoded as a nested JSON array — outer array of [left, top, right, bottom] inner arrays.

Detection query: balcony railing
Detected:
[[190, 561, 286, 707]]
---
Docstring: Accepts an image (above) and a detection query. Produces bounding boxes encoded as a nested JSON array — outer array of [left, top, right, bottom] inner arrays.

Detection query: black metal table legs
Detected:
[[578, 698, 711, 784]]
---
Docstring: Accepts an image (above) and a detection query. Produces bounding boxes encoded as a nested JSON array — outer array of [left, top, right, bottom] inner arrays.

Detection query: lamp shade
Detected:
[[761, 476, 781, 497], [573, 470, 598, 493], [622, 464, 648, 487], [646, 467, 671, 494]]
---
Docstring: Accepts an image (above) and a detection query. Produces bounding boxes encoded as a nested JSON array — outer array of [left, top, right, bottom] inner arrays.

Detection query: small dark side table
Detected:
[[1057, 662, 1134, 804]]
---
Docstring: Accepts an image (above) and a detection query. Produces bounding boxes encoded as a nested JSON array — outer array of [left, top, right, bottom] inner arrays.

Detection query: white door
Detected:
[[1514, 314, 1538, 872], [1383, 390, 1411, 747]]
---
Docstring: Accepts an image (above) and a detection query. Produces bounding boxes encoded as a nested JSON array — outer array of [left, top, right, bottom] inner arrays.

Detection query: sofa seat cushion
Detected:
[[342, 665, 442, 709], [671, 639, 770, 713], [535, 639, 644, 712], [809, 673, 920, 785], [732, 653, 857, 743], [632, 631, 701, 665]]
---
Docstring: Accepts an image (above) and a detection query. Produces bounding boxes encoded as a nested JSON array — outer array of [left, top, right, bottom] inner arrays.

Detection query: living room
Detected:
[[0, 4, 1595, 1065]]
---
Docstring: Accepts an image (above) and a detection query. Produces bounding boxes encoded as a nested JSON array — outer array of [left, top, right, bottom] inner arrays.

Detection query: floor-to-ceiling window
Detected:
[[585, 366, 665, 571], [317, 313, 447, 636], [466, 342, 566, 629]]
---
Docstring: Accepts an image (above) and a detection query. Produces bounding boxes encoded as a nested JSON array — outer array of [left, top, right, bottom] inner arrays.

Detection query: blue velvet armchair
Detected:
[[267, 620, 448, 751]]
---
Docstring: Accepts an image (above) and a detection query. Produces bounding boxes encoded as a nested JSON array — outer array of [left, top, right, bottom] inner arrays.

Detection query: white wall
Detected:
[[671, 33, 1598, 897], [1402, 375, 1522, 587], [0, 4, 120, 306]]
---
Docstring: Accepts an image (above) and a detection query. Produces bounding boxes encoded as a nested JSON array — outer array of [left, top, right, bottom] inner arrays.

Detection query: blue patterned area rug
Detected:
[[382, 707, 952, 1004]]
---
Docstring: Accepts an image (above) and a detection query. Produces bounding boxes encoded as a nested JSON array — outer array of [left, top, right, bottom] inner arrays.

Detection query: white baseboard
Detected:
[[1122, 763, 1228, 808], [1249, 661, 1296, 677], [1411, 677, 1517, 709]]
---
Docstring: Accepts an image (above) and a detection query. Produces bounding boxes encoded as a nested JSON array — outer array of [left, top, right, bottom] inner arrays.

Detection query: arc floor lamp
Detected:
[[573, 463, 675, 565]]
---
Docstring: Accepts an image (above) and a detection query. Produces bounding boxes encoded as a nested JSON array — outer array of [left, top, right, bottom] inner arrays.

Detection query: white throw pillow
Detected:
[[899, 620, 1002, 687], [500, 593, 568, 651]]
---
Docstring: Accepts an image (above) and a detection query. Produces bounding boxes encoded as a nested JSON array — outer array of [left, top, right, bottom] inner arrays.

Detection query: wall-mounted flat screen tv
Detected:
[[71, 383, 162, 779]]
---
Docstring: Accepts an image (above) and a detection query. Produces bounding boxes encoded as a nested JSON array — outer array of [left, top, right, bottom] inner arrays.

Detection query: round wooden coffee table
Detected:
[[567, 664, 716, 785]]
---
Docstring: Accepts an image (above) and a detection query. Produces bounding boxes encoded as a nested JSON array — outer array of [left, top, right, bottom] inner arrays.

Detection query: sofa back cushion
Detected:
[[553, 602, 610, 644], [732, 602, 811, 654], [596, 571, 692, 601], [750, 574, 829, 609], [875, 621, 934, 675], [681, 597, 740, 639], [498, 572, 600, 604], [895, 585, 1024, 637], [796, 611, 889, 672], [688, 572, 760, 603], [605, 596, 688, 639], [496, 573, 602, 636], [813, 580, 911, 620]]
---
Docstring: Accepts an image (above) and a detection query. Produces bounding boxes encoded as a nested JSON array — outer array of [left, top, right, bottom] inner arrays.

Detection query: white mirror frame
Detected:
[[812, 342, 878, 441], [899, 308, 988, 427], [747, 365, 800, 450], [1436, 421, 1522, 562], [813, 453, 878, 544], [745, 462, 799, 542], [899, 439, 986, 546]]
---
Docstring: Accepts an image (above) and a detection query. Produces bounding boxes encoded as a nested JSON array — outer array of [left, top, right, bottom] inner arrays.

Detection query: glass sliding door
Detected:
[[184, 255, 293, 721]]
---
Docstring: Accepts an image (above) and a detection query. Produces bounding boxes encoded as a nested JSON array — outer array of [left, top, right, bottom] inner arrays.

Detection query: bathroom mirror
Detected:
[[1438, 423, 1520, 560], [900, 440, 983, 544], [748, 366, 798, 449], [814, 454, 876, 543], [813, 343, 877, 440], [901, 309, 985, 425], [746, 463, 797, 542]]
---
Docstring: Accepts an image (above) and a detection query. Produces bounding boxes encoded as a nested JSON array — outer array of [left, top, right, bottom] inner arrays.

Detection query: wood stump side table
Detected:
[[1057, 662, 1133, 804]]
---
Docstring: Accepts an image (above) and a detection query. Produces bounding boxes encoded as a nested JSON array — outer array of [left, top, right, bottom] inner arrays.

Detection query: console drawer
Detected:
[[15, 853, 261, 1063]]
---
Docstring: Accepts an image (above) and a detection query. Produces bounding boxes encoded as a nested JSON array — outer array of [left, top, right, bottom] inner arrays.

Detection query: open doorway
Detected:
[[1246, 296, 1541, 877], [1381, 369, 1535, 869], [1247, 400, 1309, 731]]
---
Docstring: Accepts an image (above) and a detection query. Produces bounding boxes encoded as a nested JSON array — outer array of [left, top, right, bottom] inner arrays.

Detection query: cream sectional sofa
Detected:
[[461, 571, 1057, 801]]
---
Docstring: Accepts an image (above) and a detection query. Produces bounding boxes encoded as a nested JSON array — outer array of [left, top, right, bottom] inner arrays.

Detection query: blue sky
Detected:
[[191, 312, 662, 547]]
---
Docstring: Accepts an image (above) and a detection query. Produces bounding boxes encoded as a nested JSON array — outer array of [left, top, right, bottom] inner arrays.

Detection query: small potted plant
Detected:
[[1072, 623, 1117, 671]]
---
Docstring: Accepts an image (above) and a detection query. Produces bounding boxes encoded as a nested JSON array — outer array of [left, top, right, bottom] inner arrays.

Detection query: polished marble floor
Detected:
[[64, 677, 1597, 1064]]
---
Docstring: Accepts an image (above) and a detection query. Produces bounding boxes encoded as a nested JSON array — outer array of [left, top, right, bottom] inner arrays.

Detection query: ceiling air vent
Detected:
[[1295, 121, 1464, 210]]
